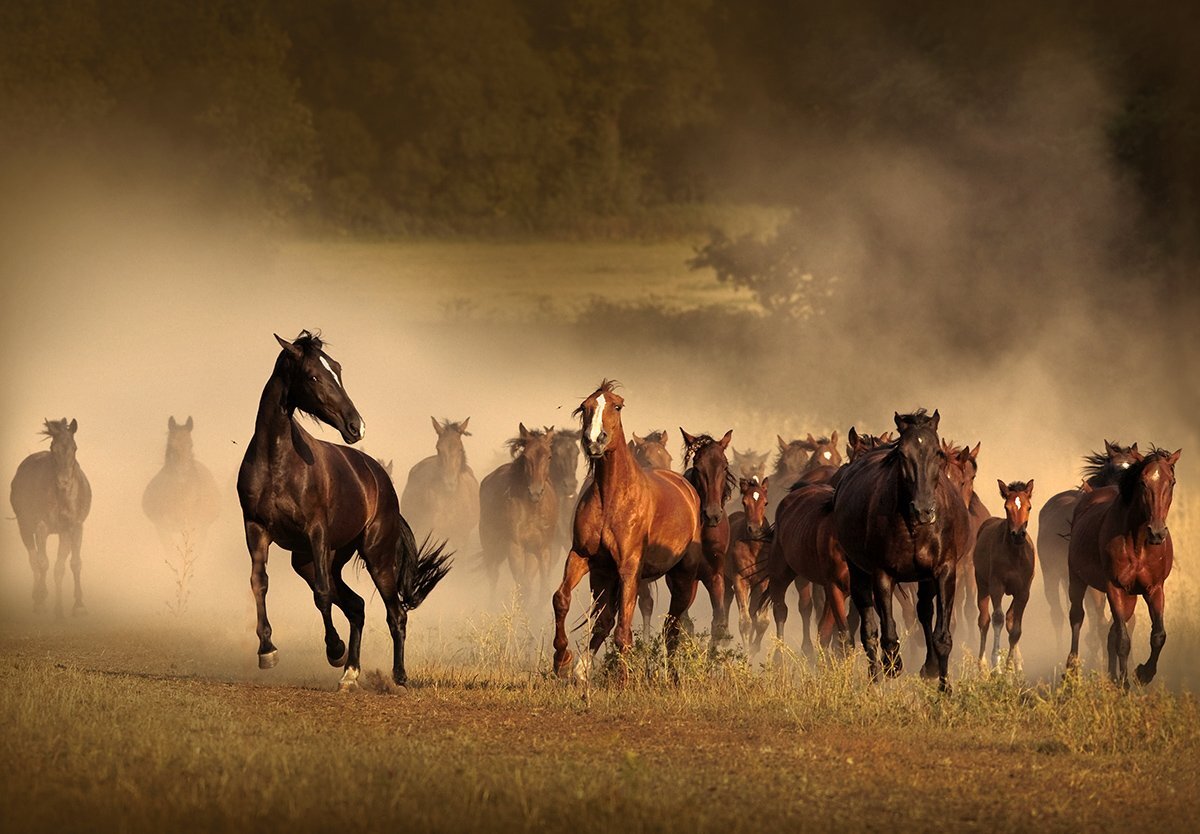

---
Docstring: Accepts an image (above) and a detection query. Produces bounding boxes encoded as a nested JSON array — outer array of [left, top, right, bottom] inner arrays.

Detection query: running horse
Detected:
[[237, 332, 451, 690], [833, 409, 969, 690], [974, 480, 1036, 671], [401, 418, 480, 550], [1067, 447, 1180, 685], [681, 428, 734, 640], [551, 381, 703, 682], [941, 440, 989, 640], [479, 425, 559, 597], [143, 416, 221, 555], [10, 419, 92, 617], [548, 428, 582, 559], [1039, 441, 1140, 655], [726, 477, 771, 653]]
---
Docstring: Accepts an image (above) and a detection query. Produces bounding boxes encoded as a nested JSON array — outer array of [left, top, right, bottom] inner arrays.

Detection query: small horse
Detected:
[[974, 480, 1036, 671], [725, 477, 771, 653], [237, 332, 451, 690], [10, 419, 92, 617], [551, 381, 703, 682], [143, 416, 221, 555], [833, 409, 969, 691], [548, 428, 582, 558], [480, 425, 559, 597], [1067, 447, 1180, 685], [401, 417, 480, 549], [681, 428, 734, 640], [1039, 441, 1140, 654], [941, 440, 989, 640], [630, 430, 673, 470]]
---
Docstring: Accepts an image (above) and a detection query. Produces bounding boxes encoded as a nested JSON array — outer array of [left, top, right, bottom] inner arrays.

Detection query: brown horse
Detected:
[[10, 419, 92, 617], [793, 432, 842, 486], [143, 416, 221, 555], [237, 332, 450, 690], [974, 480, 1036, 671], [548, 428, 582, 560], [630, 430, 673, 470], [480, 425, 560, 597], [761, 481, 851, 659], [731, 448, 770, 482], [941, 440, 989, 640], [725, 477, 771, 653], [1039, 441, 1140, 654], [551, 381, 703, 682], [401, 418, 480, 549], [681, 428, 734, 640], [845, 427, 893, 464], [1067, 447, 1180, 685], [833, 409, 969, 691]]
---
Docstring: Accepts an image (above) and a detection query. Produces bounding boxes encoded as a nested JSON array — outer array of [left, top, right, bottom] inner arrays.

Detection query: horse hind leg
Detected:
[[69, 526, 86, 615], [1065, 572, 1087, 673], [52, 533, 70, 620], [990, 590, 1004, 668], [364, 552, 409, 689], [637, 581, 654, 639], [29, 525, 49, 613], [796, 579, 815, 659], [1135, 587, 1166, 685], [976, 588, 991, 671], [290, 553, 348, 669], [245, 522, 277, 667]]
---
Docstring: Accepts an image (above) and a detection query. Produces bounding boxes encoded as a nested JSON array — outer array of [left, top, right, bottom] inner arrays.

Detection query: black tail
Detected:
[[400, 534, 453, 611]]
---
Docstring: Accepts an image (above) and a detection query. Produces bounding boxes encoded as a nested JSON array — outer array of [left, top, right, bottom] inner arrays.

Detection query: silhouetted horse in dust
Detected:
[[1039, 441, 1141, 656], [143, 416, 220, 556], [974, 480, 1036, 672], [480, 425, 559, 597], [833, 409, 969, 691], [11, 419, 92, 617], [237, 331, 450, 690], [1067, 447, 1180, 685], [548, 428, 582, 560], [551, 381, 703, 684], [401, 417, 480, 549]]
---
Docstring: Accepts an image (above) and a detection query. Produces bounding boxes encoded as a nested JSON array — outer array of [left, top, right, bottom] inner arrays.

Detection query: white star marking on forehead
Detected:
[[319, 356, 342, 388], [752, 491, 760, 502], [1014, 496, 1021, 509], [823, 451, 832, 460], [586, 393, 606, 442]]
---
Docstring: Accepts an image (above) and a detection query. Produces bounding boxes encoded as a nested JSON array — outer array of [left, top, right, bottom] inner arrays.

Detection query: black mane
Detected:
[[292, 329, 325, 354], [1080, 443, 1132, 486], [1117, 448, 1173, 502]]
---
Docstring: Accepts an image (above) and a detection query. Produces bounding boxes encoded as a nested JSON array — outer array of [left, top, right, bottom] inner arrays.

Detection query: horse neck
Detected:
[[437, 443, 464, 479], [165, 446, 192, 469], [592, 426, 646, 505], [1113, 486, 1151, 535], [252, 366, 298, 451]]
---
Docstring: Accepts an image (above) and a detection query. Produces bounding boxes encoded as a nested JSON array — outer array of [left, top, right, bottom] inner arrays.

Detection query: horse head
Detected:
[[846, 427, 892, 461], [739, 476, 769, 539], [802, 431, 841, 470], [630, 429, 673, 470], [996, 479, 1034, 540], [682, 428, 733, 528], [548, 428, 582, 501], [509, 424, 555, 503], [893, 409, 944, 526], [43, 418, 78, 489], [774, 436, 811, 479], [941, 439, 981, 507], [1123, 448, 1181, 545], [431, 417, 471, 489], [274, 331, 364, 444], [731, 447, 769, 482], [575, 380, 624, 460], [165, 415, 195, 465]]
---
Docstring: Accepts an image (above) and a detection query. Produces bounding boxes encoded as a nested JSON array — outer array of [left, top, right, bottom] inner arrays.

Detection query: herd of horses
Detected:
[[7, 332, 1181, 692]]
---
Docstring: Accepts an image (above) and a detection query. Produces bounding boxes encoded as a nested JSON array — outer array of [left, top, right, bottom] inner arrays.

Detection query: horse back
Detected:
[[1066, 485, 1116, 590], [10, 452, 90, 533], [775, 483, 837, 583]]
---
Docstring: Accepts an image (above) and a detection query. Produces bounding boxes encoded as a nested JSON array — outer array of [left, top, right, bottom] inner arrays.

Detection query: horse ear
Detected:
[[459, 417, 471, 434], [185, 416, 194, 432], [848, 426, 859, 445], [997, 479, 1008, 499], [719, 429, 733, 450], [681, 428, 696, 446], [830, 430, 838, 447], [1025, 478, 1034, 497], [68, 418, 78, 434], [168, 416, 178, 430], [632, 433, 644, 444], [777, 435, 787, 452], [893, 412, 904, 430], [739, 478, 750, 492], [431, 416, 442, 435], [1104, 439, 1116, 454], [274, 333, 302, 358], [806, 432, 816, 445], [1169, 449, 1182, 465], [970, 441, 981, 461], [931, 410, 940, 431], [1130, 442, 1139, 453], [761, 476, 769, 491], [519, 423, 531, 439]]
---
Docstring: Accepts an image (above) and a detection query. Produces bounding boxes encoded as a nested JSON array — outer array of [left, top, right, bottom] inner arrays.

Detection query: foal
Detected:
[[974, 480, 1036, 671]]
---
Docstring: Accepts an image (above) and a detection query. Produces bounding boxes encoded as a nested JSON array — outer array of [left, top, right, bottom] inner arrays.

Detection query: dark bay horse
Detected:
[[237, 332, 450, 690], [548, 428, 582, 560], [833, 409, 969, 690], [143, 416, 220, 554], [480, 425, 559, 596], [974, 480, 1036, 671], [401, 417, 480, 549], [10, 419, 92, 617], [1067, 448, 1180, 685], [725, 477, 771, 653], [1039, 441, 1140, 654], [681, 428, 734, 640], [551, 381, 703, 683], [630, 430, 673, 470], [845, 427, 893, 464]]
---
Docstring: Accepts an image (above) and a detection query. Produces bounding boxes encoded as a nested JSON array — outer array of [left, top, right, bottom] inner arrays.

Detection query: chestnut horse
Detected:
[[1067, 447, 1180, 685], [1038, 441, 1140, 654], [401, 418, 480, 550], [974, 480, 1036, 671], [551, 382, 703, 682], [237, 332, 451, 690], [833, 409, 969, 690], [681, 428, 734, 640], [725, 477, 771, 653], [479, 425, 559, 596], [941, 440, 989, 640], [10, 419, 92, 617], [845, 427, 893, 464], [143, 416, 221, 555]]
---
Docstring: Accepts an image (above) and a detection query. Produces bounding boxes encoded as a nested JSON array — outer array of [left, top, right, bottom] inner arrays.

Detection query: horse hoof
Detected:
[[554, 649, 574, 679], [338, 667, 361, 692], [1135, 664, 1155, 685], [258, 650, 279, 670], [327, 642, 348, 667], [939, 679, 953, 696]]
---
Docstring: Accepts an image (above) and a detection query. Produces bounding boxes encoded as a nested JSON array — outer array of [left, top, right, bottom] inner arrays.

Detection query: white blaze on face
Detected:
[[358, 420, 366, 438], [1121, 461, 1131, 469], [319, 355, 342, 388], [586, 393, 606, 443], [752, 491, 760, 502], [1014, 496, 1021, 509], [823, 451, 832, 460]]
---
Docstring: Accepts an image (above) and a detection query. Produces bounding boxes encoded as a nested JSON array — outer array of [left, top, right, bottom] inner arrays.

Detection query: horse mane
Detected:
[[292, 329, 325, 354], [506, 428, 551, 456], [41, 418, 72, 437], [772, 440, 807, 472], [643, 429, 668, 445], [1081, 445, 1128, 482], [1117, 447, 1173, 501], [438, 419, 471, 436], [682, 433, 718, 467], [1006, 480, 1032, 493], [571, 378, 621, 418], [896, 408, 933, 428]]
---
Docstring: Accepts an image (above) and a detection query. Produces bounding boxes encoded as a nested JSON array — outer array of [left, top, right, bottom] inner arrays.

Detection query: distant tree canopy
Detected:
[[1, 0, 1198, 262]]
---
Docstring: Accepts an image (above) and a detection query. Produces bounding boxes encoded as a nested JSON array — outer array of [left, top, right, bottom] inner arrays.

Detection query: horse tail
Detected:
[[398, 530, 453, 611]]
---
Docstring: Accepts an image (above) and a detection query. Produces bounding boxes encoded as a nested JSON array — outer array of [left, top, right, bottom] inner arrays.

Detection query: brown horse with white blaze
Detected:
[[551, 381, 703, 682], [681, 428, 734, 640], [974, 480, 1036, 671], [1067, 447, 1180, 685], [726, 477, 771, 653]]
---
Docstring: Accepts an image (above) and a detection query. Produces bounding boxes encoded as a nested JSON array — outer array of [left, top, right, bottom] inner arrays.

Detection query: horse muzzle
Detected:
[[1010, 524, 1028, 541], [702, 510, 723, 528], [911, 502, 938, 525], [583, 437, 608, 459], [338, 414, 366, 444], [1147, 526, 1168, 546]]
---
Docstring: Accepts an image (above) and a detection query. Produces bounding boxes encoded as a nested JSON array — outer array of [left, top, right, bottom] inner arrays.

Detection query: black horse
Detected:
[[11, 419, 92, 617], [237, 331, 450, 690]]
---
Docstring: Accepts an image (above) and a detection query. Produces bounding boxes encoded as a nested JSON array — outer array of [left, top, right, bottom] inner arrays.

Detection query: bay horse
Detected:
[[237, 331, 451, 690], [551, 381, 703, 682], [1067, 447, 1180, 685], [10, 419, 92, 617], [941, 440, 989, 640], [681, 428, 734, 640], [725, 477, 771, 653], [792, 432, 842, 486], [630, 430, 673, 470], [401, 417, 480, 549], [833, 409, 969, 691], [845, 427, 893, 464], [143, 416, 221, 554], [974, 480, 1036, 671], [479, 425, 559, 597], [1039, 441, 1140, 654], [548, 428, 582, 560]]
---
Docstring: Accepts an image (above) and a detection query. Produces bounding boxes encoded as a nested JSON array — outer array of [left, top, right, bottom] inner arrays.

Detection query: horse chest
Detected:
[[1108, 540, 1171, 592]]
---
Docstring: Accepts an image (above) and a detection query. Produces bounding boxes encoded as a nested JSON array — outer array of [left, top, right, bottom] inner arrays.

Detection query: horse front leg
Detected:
[[1006, 589, 1029, 674], [916, 578, 937, 679], [245, 521, 277, 667], [872, 571, 902, 677], [848, 561, 880, 679], [69, 525, 86, 615], [1135, 586, 1166, 685], [1105, 585, 1134, 687], [637, 580, 655, 638], [304, 528, 347, 674], [698, 543, 730, 643], [552, 549, 590, 677], [30, 526, 49, 613], [612, 563, 642, 685], [932, 565, 957, 692], [52, 533, 70, 620]]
